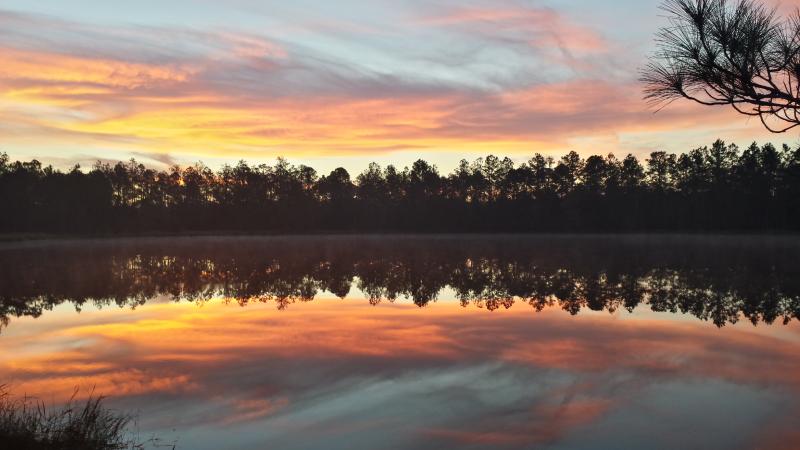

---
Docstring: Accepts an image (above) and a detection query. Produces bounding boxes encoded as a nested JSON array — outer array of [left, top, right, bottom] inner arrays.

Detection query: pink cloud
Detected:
[[418, 6, 609, 55]]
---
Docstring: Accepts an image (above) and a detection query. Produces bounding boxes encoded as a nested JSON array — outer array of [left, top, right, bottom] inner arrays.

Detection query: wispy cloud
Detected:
[[0, 3, 786, 170]]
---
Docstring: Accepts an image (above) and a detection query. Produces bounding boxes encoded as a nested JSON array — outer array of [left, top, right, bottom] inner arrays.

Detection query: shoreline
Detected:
[[1, 230, 799, 246]]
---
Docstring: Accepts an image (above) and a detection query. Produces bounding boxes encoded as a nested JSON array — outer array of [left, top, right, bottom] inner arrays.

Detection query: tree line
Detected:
[[1, 139, 799, 233]]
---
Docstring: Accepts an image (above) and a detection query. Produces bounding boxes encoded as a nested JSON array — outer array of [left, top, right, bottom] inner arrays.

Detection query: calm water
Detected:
[[1, 235, 799, 449]]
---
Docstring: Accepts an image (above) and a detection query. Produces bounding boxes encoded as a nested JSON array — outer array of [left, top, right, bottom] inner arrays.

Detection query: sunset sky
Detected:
[[2, 0, 800, 173]]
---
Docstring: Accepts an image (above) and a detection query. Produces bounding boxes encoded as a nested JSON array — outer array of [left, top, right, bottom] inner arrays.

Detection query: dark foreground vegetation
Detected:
[[1, 236, 798, 328], [2, 139, 800, 233], [0, 386, 149, 450]]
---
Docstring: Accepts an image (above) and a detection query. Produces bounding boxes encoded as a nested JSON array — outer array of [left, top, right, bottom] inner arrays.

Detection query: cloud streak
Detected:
[[0, 3, 788, 170]]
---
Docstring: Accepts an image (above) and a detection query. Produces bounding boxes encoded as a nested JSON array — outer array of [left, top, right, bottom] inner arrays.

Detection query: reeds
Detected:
[[0, 385, 150, 450]]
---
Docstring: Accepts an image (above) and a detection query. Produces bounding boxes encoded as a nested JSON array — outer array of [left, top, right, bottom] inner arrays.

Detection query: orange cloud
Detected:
[[0, 47, 195, 90], [4, 64, 769, 163], [0, 16, 784, 167]]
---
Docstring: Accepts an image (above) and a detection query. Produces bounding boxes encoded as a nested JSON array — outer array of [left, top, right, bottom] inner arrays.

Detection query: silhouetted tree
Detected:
[[554, 151, 583, 198], [646, 151, 678, 191], [620, 154, 645, 191]]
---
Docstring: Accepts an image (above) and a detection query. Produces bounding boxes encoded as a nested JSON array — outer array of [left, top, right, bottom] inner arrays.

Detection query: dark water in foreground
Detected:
[[0, 235, 799, 449]]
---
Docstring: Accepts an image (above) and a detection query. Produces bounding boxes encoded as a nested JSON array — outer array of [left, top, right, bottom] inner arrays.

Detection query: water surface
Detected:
[[1, 236, 799, 449]]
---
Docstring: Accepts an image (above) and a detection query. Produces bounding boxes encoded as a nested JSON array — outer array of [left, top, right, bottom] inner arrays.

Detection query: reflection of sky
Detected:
[[1, 0, 799, 173], [1, 297, 799, 449]]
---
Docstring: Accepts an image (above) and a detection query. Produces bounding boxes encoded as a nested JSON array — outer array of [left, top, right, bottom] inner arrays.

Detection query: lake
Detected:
[[1, 235, 799, 449]]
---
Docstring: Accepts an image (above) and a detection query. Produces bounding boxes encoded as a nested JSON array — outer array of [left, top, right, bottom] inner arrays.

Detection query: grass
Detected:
[[0, 385, 167, 450]]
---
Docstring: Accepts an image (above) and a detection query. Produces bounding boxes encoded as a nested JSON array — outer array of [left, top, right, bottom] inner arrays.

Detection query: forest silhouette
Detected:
[[1, 236, 798, 329], [2, 139, 800, 233]]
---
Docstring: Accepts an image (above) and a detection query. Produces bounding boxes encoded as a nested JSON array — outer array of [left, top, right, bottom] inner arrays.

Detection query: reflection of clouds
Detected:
[[497, 318, 800, 388], [222, 397, 289, 426], [1, 299, 798, 449]]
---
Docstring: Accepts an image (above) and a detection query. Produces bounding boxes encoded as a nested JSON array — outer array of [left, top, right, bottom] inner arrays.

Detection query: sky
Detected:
[[1, 0, 800, 174]]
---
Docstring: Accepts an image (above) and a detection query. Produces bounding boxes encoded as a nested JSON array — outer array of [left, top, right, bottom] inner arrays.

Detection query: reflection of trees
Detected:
[[1, 237, 798, 330]]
